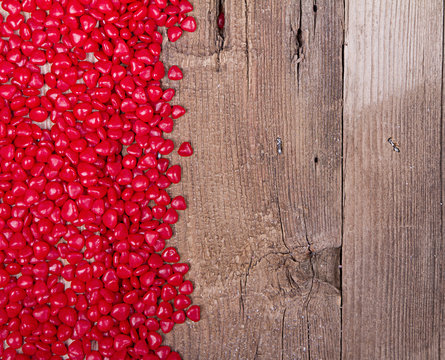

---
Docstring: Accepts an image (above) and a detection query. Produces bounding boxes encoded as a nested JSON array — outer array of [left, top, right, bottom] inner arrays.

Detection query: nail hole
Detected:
[[314, 157, 318, 163], [313, 5, 317, 12]]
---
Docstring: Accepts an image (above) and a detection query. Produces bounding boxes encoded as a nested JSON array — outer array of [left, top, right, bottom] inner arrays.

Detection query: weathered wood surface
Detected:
[[163, 0, 445, 359], [164, 0, 343, 358], [343, 1, 443, 359]]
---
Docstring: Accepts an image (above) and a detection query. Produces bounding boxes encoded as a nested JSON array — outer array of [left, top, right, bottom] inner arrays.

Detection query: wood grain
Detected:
[[343, 1, 444, 358], [162, 0, 343, 358]]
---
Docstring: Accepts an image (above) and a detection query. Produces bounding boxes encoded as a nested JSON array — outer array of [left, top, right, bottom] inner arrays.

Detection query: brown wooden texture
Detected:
[[343, 1, 444, 359], [163, 0, 343, 358]]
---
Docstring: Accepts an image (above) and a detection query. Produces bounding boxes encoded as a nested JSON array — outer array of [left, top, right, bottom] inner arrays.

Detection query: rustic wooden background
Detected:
[[162, 0, 444, 359]]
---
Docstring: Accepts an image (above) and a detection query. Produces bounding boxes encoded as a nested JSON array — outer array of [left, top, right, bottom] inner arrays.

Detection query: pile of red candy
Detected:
[[0, 0, 199, 358]]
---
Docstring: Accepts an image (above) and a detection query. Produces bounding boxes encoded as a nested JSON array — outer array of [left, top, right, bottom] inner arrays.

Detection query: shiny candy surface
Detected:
[[0, 0, 199, 358]]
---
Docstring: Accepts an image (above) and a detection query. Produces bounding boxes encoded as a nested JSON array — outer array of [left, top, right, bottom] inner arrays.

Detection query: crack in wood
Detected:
[[296, 0, 303, 89], [239, 254, 253, 318], [301, 206, 311, 250], [306, 308, 312, 359], [273, 151, 298, 261], [215, 0, 225, 71], [289, 0, 305, 92], [313, 0, 317, 35], [277, 194, 296, 261], [239, 277, 245, 317], [217, 0, 225, 41]]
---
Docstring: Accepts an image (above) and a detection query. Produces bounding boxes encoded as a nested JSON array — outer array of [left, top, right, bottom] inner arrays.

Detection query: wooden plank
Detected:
[[163, 0, 343, 358], [343, 1, 443, 358]]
